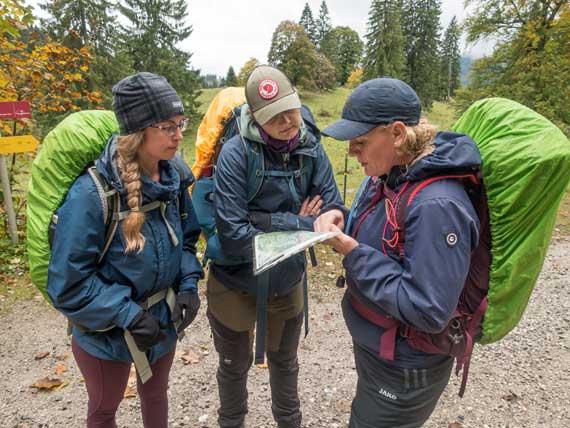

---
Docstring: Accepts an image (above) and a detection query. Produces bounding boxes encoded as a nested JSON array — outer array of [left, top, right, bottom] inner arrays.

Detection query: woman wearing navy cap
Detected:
[[314, 78, 482, 427]]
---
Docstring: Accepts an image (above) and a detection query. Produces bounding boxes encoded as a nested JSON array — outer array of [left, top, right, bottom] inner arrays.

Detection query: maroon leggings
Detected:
[[72, 338, 175, 428]]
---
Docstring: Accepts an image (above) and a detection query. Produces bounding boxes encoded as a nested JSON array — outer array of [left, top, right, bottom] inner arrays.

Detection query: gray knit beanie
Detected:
[[112, 72, 184, 135]]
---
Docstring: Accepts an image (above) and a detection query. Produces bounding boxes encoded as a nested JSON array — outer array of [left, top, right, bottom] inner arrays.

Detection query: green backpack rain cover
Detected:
[[27, 110, 119, 301], [452, 98, 570, 344]]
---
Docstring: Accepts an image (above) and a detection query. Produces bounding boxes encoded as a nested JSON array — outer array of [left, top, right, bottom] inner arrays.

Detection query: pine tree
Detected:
[[120, 0, 200, 115], [225, 66, 238, 86], [402, 0, 442, 109], [315, 0, 332, 49], [439, 16, 461, 99], [299, 3, 317, 45], [362, 0, 406, 81]]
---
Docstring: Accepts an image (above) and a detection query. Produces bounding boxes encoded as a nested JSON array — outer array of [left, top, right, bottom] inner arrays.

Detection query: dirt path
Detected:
[[1, 242, 569, 428]]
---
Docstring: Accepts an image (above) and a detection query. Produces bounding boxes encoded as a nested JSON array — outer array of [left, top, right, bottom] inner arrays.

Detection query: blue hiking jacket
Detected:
[[212, 106, 343, 295], [47, 136, 203, 363], [342, 132, 481, 368]]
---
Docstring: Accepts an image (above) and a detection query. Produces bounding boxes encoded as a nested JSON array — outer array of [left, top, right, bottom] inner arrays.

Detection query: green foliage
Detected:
[[313, 53, 336, 90], [362, 0, 406, 81], [321, 26, 363, 85], [268, 20, 318, 88], [119, 0, 201, 116], [299, 3, 317, 45], [315, 0, 332, 49], [237, 58, 260, 86], [402, 0, 442, 109], [458, 1, 570, 136], [0, 0, 33, 37], [225, 66, 238, 87]]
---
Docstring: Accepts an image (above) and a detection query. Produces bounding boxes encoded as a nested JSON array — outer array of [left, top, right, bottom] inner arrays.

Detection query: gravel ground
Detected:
[[1, 241, 569, 428]]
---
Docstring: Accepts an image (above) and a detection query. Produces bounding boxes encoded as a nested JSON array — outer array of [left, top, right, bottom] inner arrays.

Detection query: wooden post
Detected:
[[0, 154, 18, 243]]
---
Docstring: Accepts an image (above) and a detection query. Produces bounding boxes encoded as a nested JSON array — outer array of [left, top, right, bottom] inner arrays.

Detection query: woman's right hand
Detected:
[[299, 195, 323, 216], [314, 208, 345, 233]]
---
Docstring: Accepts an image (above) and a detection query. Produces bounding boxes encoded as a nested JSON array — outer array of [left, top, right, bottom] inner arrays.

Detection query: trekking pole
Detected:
[[343, 151, 348, 203]]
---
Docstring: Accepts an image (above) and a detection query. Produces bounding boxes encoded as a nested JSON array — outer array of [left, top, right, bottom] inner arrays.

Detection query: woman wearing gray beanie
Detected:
[[47, 72, 204, 428]]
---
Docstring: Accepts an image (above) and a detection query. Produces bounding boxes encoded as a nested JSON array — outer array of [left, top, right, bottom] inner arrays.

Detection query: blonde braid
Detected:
[[116, 131, 146, 254], [394, 117, 437, 163]]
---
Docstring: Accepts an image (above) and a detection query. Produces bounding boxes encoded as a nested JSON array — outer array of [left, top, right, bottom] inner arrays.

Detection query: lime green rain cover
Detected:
[[452, 98, 570, 344], [27, 110, 119, 301]]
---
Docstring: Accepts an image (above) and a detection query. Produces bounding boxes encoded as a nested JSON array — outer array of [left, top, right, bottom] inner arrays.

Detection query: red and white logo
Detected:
[[258, 79, 279, 100]]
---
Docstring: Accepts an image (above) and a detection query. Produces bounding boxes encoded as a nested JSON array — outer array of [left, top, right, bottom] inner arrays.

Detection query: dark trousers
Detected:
[[207, 272, 304, 428], [72, 338, 175, 428], [349, 341, 453, 428]]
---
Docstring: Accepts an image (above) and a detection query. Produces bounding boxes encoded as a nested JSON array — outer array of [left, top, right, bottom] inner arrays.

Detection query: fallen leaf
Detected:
[[34, 351, 50, 360], [54, 363, 68, 376], [180, 348, 204, 365], [56, 353, 70, 361], [256, 362, 268, 369], [448, 423, 463, 428], [124, 386, 137, 398], [502, 391, 519, 402], [30, 377, 68, 391]]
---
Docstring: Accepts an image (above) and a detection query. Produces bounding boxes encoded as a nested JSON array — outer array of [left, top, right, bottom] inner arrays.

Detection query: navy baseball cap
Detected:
[[322, 78, 421, 141]]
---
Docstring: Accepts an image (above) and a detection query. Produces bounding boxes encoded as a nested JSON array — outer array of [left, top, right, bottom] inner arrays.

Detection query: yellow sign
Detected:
[[0, 135, 39, 154]]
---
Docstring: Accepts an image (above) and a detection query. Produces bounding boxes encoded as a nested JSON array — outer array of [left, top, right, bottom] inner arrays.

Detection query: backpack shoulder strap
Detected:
[[87, 166, 120, 264], [243, 138, 264, 203], [391, 174, 479, 258]]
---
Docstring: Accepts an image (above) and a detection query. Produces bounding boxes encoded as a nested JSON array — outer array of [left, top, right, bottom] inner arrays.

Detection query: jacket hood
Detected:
[[389, 131, 481, 186], [96, 134, 184, 203], [239, 104, 320, 157]]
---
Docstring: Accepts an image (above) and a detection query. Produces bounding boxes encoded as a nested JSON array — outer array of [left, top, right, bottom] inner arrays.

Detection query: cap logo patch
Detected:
[[258, 79, 279, 100]]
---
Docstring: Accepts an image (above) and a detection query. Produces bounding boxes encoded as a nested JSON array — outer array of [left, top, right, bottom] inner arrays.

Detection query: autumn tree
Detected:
[[313, 53, 336, 90], [39, 0, 130, 105], [362, 0, 406, 81], [268, 20, 318, 88], [0, 1, 101, 137], [347, 67, 363, 89], [237, 58, 260, 86], [321, 26, 363, 85], [456, 0, 570, 135]]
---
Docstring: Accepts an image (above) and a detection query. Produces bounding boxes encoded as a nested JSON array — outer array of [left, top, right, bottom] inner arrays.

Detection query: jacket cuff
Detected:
[[115, 300, 143, 330]]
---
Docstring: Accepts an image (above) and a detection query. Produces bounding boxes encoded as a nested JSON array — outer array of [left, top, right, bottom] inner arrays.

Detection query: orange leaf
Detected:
[[35, 351, 50, 360], [124, 386, 137, 398], [449, 423, 463, 428], [180, 348, 205, 365], [54, 363, 68, 376], [30, 377, 68, 391]]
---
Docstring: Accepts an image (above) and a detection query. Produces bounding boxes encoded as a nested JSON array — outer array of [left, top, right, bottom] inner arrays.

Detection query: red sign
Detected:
[[0, 101, 32, 119]]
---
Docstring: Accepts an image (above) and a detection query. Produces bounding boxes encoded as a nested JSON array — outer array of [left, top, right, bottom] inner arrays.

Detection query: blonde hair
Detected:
[[394, 117, 438, 163], [116, 131, 146, 254]]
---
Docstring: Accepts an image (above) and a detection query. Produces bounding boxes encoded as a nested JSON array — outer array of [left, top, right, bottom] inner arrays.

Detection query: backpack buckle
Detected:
[[448, 318, 464, 344]]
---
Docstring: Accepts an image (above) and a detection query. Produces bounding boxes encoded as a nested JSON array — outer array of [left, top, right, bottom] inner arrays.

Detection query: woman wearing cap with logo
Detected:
[[208, 65, 343, 428], [47, 72, 204, 428], [314, 78, 481, 427]]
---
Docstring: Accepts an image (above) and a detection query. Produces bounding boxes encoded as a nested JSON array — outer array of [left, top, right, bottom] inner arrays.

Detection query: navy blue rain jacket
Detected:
[[342, 132, 481, 368], [47, 136, 204, 363], [212, 106, 343, 295]]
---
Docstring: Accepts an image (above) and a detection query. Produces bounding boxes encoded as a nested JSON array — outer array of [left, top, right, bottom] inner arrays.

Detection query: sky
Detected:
[[184, 0, 494, 76]]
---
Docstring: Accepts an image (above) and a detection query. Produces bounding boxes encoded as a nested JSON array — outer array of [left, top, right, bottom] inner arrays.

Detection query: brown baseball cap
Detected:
[[245, 65, 301, 125]]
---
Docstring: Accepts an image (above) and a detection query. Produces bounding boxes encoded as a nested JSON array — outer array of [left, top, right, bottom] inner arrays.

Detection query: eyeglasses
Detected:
[[149, 118, 189, 136]]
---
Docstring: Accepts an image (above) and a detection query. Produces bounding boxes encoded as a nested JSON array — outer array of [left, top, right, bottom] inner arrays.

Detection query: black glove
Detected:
[[249, 211, 271, 231], [171, 292, 200, 333], [127, 310, 167, 352]]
